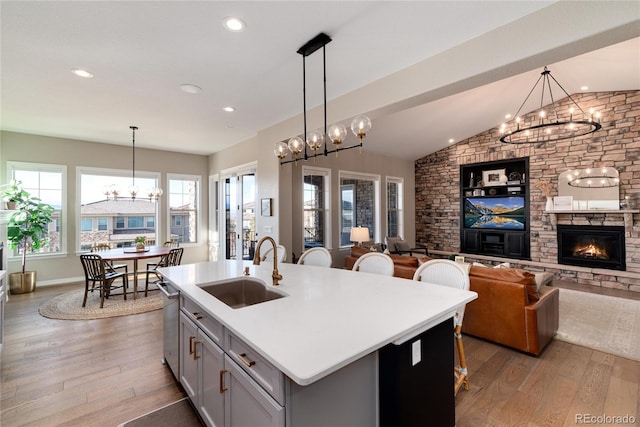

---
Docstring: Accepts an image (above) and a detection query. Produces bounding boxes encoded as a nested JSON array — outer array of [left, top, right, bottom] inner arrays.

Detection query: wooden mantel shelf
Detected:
[[544, 209, 639, 229]]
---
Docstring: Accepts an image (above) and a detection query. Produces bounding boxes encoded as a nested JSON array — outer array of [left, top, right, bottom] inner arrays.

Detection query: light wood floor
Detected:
[[2, 283, 639, 426]]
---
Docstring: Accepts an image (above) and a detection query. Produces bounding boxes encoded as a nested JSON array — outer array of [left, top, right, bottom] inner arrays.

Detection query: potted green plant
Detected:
[[135, 236, 147, 251], [1, 179, 28, 210], [2, 180, 55, 294]]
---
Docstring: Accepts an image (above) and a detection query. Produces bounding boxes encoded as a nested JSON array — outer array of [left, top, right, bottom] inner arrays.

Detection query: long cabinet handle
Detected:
[[238, 353, 256, 368], [188, 336, 196, 355], [193, 341, 201, 360], [219, 369, 228, 393]]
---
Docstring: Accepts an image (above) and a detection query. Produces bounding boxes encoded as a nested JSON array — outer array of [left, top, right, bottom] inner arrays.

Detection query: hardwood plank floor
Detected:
[[2, 284, 639, 426]]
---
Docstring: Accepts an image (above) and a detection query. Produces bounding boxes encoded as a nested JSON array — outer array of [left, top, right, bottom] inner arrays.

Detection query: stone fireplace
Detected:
[[557, 224, 626, 271]]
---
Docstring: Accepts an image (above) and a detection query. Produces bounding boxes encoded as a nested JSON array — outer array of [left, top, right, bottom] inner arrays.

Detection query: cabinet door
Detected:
[[199, 332, 225, 427], [224, 355, 284, 427], [505, 232, 528, 258], [179, 312, 199, 401], [462, 229, 480, 252]]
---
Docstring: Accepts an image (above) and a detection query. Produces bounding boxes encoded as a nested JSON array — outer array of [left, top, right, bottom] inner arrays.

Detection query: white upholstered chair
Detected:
[[352, 252, 394, 276], [413, 259, 471, 395], [261, 245, 287, 263], [297, 247, 332, 267]]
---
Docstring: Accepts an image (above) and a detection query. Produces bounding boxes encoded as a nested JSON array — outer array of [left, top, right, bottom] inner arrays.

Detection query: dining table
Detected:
[[99, 245, 172, 299]]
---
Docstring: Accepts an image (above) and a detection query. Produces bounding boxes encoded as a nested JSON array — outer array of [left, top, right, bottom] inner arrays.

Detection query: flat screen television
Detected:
[[464, 196, 526, 230]]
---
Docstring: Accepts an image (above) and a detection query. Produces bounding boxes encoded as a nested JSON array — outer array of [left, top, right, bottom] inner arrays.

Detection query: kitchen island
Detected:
[[159, 260, 477, 426]]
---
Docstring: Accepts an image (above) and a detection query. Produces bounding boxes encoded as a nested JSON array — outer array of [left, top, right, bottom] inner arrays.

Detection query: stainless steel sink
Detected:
[[200, 278, 286, 309]]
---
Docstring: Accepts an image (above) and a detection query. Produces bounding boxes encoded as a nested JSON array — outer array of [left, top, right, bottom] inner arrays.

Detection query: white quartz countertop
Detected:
[[159, 261, 477, 386]]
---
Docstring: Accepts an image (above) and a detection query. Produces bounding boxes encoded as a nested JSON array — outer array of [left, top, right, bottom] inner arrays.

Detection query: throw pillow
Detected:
[[494, 262, 511, 269], [395, 241, 411, 252], [472, 262, 487, 267], [533, 272, 553, 291]]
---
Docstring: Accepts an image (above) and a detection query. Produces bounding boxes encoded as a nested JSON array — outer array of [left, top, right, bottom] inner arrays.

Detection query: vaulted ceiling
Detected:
[[2, 1, 639, 161]]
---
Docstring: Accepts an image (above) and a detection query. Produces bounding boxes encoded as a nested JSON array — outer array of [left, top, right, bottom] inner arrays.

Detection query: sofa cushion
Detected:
[[350, 245, 370, 258], [469, 265, 539, 302], [389, 254, 418, 267]]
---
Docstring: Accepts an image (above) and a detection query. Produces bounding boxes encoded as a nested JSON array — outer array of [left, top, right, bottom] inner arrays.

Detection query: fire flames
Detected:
[[573, 242, 609, 260]]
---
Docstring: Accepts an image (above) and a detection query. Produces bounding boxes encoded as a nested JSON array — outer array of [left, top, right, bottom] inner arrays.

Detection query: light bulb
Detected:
[[350, 115, 372, 138], [306, 129, 325, 150], [287, 137, 304, 155], [327, 123, 347, 145], [273, 141, 289, 159]]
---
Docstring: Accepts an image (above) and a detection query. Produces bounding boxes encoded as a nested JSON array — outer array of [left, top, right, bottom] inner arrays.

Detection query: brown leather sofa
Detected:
[[343, 246, 559, 355]]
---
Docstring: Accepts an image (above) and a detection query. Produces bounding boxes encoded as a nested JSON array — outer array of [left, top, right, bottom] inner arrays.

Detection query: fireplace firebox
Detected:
[[557, 225, 625, 271]]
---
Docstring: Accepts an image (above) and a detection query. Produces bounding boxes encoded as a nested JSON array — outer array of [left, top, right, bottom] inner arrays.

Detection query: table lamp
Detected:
[[350, 227, 370, 247]]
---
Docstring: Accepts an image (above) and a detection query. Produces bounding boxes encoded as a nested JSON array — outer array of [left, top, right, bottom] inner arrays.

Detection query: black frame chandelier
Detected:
[[103, 126, 163, 201], [566, 167, 620, 188], [499, 67, 602, 144], [274, 33, 372, 165]]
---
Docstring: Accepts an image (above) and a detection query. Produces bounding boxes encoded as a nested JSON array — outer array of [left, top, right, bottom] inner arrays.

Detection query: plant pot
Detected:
[[136, 243, 145, 251], [9, 271, 37, 294], [6, 201, 17, 210]]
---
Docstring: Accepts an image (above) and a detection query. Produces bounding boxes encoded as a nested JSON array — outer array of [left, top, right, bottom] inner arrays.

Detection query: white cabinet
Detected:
[[180, 298, 284, 427]]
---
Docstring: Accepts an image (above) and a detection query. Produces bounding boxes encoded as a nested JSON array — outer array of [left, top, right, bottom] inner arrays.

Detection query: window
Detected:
[[387, 177, 404, 238], [7, 161, 66, 256], [78, 167, 159, 250], [168, 175, 200, 244], [302, 167, 331, 249], [81, 218, 93, 231], [339, 171, 380, 247]]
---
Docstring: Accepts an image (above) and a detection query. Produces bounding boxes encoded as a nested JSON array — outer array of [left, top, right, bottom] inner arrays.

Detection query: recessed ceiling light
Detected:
[[448, 138, 455, 144], [223, 106, 235, 112], [71, 68, 94, 78], [505, 114, 512, 119], [180, 84, 202, 94], [580, 86, 589, 91], [223, 17, 246, 32]]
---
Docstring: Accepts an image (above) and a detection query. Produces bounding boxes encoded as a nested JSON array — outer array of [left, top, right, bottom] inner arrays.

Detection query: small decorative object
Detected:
[[553, 196, 573, 211], [468, 172, 475, 188], [448, 254, 458, 261], [261, 198, 272, 217], [135, 236, 146, 250], [508, 171, 522, 182], [454, 256, 465, 263], [483, 169, 506, 186], [507, 186, 521, 194], [534, 180, 554, 198], [488, 188, 497, 196], [545, 197, 554, 211], [476, 180, 484, 187]]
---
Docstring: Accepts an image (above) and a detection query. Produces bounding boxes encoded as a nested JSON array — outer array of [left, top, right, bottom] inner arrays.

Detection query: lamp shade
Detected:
[[350, 227, 370, 244]]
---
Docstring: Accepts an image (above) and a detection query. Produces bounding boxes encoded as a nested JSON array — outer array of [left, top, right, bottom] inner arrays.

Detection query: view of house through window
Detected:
[[303, 167, 330, 249], [79, 170, 159, 251], [7, 162, 65, 256]]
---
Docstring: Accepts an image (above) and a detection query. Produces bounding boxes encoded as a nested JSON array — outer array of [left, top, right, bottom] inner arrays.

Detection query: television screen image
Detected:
[[464, 197, 526, 230]]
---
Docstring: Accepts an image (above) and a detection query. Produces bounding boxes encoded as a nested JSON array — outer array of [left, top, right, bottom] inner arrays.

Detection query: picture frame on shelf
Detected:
[[261, 198, 272, 217], [483, 168, 506, 186], [553, 196, 573, 211]]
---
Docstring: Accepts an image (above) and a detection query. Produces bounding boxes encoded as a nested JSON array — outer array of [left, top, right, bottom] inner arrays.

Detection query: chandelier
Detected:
[[566, 167, 619, 188], [103, 126, 163, 201], [274, 33, 372, 165], [499, 67, 602, 144]]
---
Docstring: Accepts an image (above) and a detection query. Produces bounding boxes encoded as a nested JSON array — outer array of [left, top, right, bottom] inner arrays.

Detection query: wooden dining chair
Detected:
[[413, 259, 471, 396], [80, 254, 129, 308], [91, 243, 128, 276], [144, 247, 184, 296]]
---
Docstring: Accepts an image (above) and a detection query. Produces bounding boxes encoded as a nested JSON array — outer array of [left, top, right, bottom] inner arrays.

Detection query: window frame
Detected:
[[6, 161, 67, 258], [386, 176, 404, 239], [167, 173, 201, 246], [301, 166, 332, 250], [338, 170, 381, 248], [76, 166, 161, 252]]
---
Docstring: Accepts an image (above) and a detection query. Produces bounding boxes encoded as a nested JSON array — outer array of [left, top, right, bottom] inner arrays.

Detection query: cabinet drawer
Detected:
[[225, 332, 285, 405], [181, 296, 224, 345]]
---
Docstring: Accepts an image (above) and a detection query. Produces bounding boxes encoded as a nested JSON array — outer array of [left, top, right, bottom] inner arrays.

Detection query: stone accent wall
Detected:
[[415, 91, 640, 293]]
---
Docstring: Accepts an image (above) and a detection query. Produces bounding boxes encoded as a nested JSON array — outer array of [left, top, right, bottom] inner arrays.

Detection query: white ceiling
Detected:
[[2, 1, 639, 161]]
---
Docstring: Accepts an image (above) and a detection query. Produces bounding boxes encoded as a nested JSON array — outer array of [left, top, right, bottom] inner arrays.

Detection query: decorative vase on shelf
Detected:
[[545, 196, 554, 211]]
